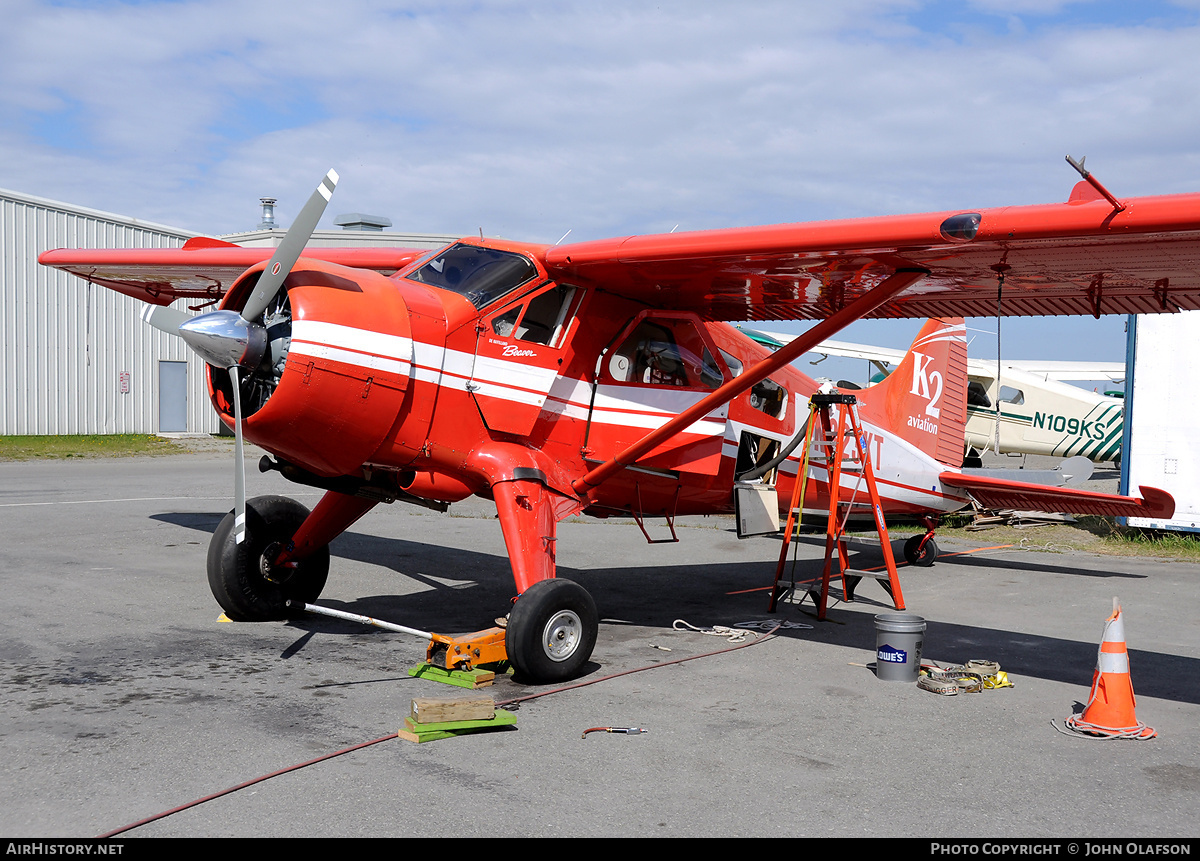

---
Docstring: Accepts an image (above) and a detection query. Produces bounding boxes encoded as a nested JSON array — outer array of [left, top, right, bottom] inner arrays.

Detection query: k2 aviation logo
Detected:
[[908, 350, 941, 434]]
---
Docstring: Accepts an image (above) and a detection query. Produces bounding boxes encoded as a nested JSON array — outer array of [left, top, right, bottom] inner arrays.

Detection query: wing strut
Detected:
[[571, 268, 928, 496]]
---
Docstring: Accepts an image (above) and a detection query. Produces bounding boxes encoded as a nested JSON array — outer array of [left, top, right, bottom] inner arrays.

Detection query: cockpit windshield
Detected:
[[405, 243, 538, 309]]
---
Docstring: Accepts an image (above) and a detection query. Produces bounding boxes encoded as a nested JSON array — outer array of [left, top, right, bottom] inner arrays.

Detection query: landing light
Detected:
[[939, 212, 981, 242]]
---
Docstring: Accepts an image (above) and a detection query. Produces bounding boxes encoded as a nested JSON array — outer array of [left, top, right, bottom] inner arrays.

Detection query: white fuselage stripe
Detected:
[[291, 320, 413, 377], [286, 329, 953, 507]]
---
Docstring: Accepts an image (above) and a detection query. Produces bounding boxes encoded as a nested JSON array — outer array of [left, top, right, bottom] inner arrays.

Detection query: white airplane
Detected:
[[741, 328, 1125, 466]]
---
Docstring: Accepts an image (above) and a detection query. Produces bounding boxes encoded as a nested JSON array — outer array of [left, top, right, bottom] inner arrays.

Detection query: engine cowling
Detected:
[[208, 258, 417, 477]]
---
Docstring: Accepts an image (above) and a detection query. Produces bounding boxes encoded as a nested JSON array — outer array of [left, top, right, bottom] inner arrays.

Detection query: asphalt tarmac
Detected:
[[1, 453, 1197, 839]]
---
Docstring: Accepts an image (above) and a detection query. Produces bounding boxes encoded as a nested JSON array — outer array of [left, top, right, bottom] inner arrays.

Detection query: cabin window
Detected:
[[999, 386, 1025, 405], [406, 243, 538, 309], [750, 377, 787, 419], [719, 349, 744, 378], [607, 319, 724, 389]]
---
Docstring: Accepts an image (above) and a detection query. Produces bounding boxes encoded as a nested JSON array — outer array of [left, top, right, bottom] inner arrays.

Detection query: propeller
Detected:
[[140, 303, 192, 335], [144, 169, 340, 544], [242, 169, 338, 323], [228, 364, 247, 543]]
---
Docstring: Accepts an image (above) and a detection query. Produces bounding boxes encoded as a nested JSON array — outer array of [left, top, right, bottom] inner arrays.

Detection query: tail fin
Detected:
[[859, 317, 968, 467]]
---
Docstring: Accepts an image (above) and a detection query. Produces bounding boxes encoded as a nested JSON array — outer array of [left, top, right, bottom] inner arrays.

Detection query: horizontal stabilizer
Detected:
[[959, 455, 1093, 487], [939, 471, 1174, 519]]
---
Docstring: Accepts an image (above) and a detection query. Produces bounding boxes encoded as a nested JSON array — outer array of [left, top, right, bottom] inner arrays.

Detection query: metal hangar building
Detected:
[[1, 187, 456, 436]]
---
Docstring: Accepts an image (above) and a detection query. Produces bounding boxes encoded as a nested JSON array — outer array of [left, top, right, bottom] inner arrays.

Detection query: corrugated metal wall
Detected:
[[2, 187, 460, 437], [1, 188, 220, 435]]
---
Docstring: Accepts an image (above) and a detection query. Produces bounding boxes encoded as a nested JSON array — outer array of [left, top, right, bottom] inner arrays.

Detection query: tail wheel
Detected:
[[505, 578, 598, 683], [207, 495, 330, 621], [903, 534, 938, 567]]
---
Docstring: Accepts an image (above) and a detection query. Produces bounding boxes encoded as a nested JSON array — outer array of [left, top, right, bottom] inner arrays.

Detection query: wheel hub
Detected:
[[542, 610, 582, 662], [260, 541, 290, 584]]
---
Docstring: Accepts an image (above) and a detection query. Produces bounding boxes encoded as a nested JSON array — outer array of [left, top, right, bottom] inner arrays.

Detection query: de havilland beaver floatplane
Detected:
[[40, 159, 1194, 682]]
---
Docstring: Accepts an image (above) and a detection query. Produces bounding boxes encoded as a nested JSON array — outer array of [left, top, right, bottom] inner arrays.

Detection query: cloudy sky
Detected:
[[4, 0, 1198, 373]]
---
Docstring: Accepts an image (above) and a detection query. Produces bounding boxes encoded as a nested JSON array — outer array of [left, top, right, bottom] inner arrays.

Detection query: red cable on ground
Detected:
[[494, 622, 781, 708], [98, 734, 395, 838], [98, 623, 781, 837]]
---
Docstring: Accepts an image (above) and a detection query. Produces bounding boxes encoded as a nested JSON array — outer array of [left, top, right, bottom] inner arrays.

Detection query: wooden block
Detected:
[[410, 695, 495, 725]]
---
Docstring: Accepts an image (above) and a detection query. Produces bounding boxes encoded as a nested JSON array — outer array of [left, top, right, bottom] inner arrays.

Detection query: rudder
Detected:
[[858, 318, 968, 467]]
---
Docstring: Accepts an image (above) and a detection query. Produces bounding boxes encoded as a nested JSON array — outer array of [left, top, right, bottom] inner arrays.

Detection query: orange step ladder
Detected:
[[769, 392, 905, 620]]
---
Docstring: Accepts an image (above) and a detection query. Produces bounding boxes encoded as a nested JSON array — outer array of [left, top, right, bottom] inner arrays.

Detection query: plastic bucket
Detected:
[[874, 613, 926, 682]]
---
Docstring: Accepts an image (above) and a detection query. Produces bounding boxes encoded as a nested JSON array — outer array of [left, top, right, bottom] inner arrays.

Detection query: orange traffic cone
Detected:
[[1063, 599, 1156, 740]]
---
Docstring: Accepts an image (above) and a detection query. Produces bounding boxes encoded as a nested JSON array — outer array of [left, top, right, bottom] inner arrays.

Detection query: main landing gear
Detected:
[[207, 495, 330, 621], [505, 578, 598, 683], [207, 493, 599, 684]]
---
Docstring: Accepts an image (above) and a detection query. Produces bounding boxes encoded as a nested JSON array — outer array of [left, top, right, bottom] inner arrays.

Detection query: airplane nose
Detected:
[[179, 309, 267, 370]]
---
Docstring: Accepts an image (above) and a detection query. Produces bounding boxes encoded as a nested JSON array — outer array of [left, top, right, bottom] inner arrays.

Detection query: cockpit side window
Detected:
[[405, 243, 538, 309], [485, 284, 580, 348], [967, 381, 992, 407], [515, 285, 577, 347], [492, 306, 522, 338]]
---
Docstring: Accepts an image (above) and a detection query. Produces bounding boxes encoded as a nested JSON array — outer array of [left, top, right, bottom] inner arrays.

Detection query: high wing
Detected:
[[39, 237, 430, 306], [42, 180, 1200, 320], [544, 182, 1200, 321]]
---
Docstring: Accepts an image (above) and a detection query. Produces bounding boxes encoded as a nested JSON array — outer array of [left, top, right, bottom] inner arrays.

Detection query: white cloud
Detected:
[[1, 0, 1195, 360]]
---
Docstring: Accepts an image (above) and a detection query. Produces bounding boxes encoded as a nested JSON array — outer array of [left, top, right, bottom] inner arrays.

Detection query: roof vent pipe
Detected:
[[258, 198, 277, 229]]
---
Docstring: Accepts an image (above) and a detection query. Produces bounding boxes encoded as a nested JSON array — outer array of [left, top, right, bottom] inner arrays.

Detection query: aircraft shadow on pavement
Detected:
[[783, 533, 1149, 580], [152, 511, 227, 532], [149, 512, 1195, 705]]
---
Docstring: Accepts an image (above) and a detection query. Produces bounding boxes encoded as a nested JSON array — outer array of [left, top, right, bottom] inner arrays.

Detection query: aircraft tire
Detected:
[[207, 495, 330, 622], [903, 535, 938, 567], [506, 578, 597, 683]]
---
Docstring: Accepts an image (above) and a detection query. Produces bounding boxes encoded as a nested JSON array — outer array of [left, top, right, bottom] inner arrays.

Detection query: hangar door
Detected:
[[158, 361, 187, 433]]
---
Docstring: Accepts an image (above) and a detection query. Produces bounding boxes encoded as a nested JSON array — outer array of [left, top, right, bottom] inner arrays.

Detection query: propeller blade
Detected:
[[228, 364, 247, 545], [140, 303, 191, 336], [241, 168, 339, 323]]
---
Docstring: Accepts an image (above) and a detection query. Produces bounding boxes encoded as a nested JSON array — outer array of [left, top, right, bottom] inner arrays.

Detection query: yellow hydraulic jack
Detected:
[[287, 601, 508, 684]]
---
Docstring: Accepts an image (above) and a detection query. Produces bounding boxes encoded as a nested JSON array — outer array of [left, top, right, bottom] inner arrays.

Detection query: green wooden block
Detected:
[[407, 662, 510, 689], [398, 709, 517, 743]]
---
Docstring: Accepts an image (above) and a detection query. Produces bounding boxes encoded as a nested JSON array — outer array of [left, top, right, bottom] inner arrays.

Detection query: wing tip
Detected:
[[1136, 485, 1176, 519]]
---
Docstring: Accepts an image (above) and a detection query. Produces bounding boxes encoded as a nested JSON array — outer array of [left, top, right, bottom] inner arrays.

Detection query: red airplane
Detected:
[[41, 164, 1194, 682]]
